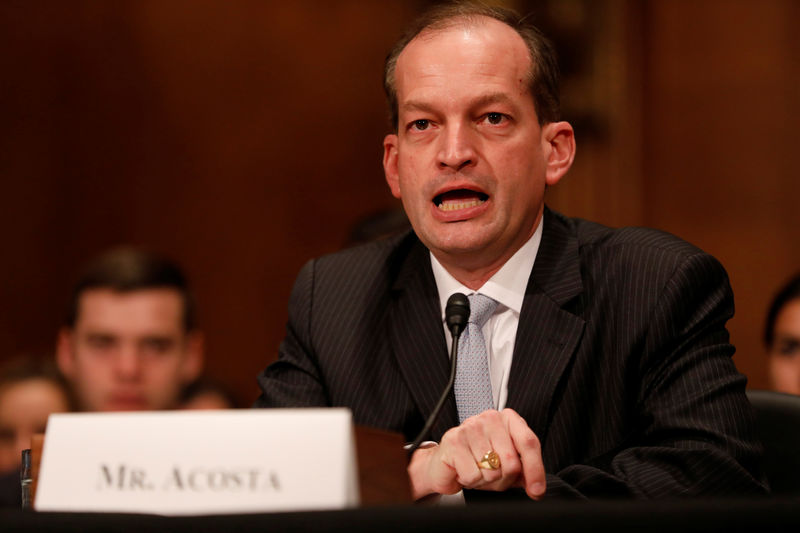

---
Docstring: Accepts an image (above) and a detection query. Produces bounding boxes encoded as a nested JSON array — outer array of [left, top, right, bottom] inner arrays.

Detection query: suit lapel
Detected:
[[387, 236, 459, 440], [506, 209, 586, 441]]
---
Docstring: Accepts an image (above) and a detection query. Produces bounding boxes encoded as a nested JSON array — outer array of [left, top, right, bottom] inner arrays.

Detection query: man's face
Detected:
[[0, 379, 69, 473], [57, 288, 202, 412], [383, 18, 574, 278], [768, 298, 800, 395]]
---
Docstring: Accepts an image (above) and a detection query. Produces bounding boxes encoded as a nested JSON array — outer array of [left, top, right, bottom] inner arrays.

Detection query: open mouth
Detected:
[[434, 189, 489, 211]]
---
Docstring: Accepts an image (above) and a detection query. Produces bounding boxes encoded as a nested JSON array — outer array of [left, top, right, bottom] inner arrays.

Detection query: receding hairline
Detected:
[[389, 14, 535, 91], [414, 12, 509, 36]]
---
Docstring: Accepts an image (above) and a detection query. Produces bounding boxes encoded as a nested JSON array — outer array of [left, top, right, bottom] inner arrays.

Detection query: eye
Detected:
[[410, 119, 430, 131], [778, 339, 800, 356], [86, 334, 115, 350], [484, 112, 507, 125], [141, 337, 175, 355]]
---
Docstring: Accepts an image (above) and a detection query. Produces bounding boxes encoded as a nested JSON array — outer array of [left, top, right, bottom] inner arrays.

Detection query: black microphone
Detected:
[[408, 293, 470, 453], [445, 292, 470, 337]]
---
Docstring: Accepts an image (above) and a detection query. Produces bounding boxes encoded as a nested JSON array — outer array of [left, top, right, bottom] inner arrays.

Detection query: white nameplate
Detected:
[[35, 409, 359, 515]]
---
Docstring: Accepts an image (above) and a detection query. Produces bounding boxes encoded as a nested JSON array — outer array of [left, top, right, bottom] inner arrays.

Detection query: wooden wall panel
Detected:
[[1, 0, 796, 403], [641, 0, 800, 388], [0, 0, 423, 402]]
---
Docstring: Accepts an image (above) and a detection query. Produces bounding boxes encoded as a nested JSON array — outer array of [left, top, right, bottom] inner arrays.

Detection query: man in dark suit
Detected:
[[256, 3, 766, 499]]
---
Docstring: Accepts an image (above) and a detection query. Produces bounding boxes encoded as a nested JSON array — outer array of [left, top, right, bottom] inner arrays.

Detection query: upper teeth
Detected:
[[438, 198, 485, 211]]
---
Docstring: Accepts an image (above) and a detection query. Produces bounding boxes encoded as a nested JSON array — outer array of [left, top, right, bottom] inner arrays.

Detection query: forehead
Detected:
[[0, 379, 68, 418], [75, 288, 184, 333], [395, 17, 532, 104], [775, 299, 800, 333]]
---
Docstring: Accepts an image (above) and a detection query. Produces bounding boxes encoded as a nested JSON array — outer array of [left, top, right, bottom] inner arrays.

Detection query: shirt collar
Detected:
[[431, 219, 543, 318]]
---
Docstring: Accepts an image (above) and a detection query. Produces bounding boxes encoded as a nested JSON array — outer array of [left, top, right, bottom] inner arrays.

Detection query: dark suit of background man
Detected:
[[256, 2, 767, 500]]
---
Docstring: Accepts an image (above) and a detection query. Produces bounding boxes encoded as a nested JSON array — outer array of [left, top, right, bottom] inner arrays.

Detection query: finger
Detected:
[[442, 425, 484, 488], [504, 408, 546, 499], [407, 444, 459, 499], [464, 415, 501, 485], [466, 411, 521, 489]]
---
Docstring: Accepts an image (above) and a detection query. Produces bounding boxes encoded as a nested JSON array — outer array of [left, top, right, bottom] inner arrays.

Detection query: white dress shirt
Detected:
[[431, 220, 543, 411]]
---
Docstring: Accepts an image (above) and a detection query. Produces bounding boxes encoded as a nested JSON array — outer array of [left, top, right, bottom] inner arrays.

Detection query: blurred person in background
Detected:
[[764, 273, 800, 395], [56, 247, 204, 412], [0, 355, 72, 474], [179, 378, 239, 410], [0, 355, 72, 507]]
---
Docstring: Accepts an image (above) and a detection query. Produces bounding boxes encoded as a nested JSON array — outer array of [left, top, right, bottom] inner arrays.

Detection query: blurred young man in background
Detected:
[[57, 248, 203, 412]]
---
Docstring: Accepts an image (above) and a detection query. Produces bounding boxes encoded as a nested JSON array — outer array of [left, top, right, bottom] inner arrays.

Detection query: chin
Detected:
[[431, 231, 495, 255], [104, 399, 151, 411]]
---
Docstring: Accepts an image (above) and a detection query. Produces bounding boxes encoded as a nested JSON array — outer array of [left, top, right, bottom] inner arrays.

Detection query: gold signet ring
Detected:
[[477, 450, 501, 470]]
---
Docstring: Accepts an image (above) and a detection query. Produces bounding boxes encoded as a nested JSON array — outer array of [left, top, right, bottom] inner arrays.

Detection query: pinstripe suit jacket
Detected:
[[255, 208, 767, 498]]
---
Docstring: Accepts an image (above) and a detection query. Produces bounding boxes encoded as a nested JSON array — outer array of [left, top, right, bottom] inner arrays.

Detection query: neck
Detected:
[[437, 261, 504, 291], [433, 237, 530, 291], [433, 209, 544, 290]]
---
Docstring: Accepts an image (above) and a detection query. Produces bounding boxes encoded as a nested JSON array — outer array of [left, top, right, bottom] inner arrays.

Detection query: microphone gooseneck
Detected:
[[408, 292, 471, 453]]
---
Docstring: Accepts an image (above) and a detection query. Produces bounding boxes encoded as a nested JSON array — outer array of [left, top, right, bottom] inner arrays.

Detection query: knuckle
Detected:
[[478, 410, 503, 429], [459, 470, 482, 487], [441, 426, 456, 442], [454, 428, 472, 447], [459, 417, 478, 436], [501, 454, 522, 475], [461, 418, 481, 438], [483, 469, 502, 481], [519, 431, 540, 451], [481, 409, 501, 421], [440, 432, 454, 448], [441, 427, 463, 447]]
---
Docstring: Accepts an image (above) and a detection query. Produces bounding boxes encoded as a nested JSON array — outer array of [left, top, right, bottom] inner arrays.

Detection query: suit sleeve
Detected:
[[254, 259, 330, 408], [545, 252, 768, 498]]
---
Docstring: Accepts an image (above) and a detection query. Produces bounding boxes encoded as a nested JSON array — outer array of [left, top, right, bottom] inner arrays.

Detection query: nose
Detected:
[[114, 345, 143, 380], [437, 122, 477, 172]]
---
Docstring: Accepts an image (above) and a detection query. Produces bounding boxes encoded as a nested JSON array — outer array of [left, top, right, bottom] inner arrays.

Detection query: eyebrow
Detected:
[[400, 100, 437, 115], [400, 92, 519, 116], [469, 92, 517, 109], [85, 332, 116, 340]]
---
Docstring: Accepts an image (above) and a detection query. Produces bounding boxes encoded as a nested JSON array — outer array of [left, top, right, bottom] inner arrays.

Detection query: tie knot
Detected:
[[468, 294, 498, 328]]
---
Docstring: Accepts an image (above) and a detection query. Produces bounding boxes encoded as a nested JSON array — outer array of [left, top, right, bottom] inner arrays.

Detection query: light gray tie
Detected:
[[454, 293, 498, 423]]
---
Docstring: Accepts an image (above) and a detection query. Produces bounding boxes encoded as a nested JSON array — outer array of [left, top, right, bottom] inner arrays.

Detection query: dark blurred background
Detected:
[[1, 0, 797, 401]]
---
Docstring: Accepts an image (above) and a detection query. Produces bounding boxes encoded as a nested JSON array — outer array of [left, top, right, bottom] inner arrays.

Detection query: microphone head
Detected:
[[445, 292, 470, 337]]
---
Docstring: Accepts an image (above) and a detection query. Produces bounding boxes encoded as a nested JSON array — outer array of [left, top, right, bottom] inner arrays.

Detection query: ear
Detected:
[[180, 331, 204, 383], [383, 133, 402, 199], [55, 327, 76, 378], [542, 121, 576, 187]]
